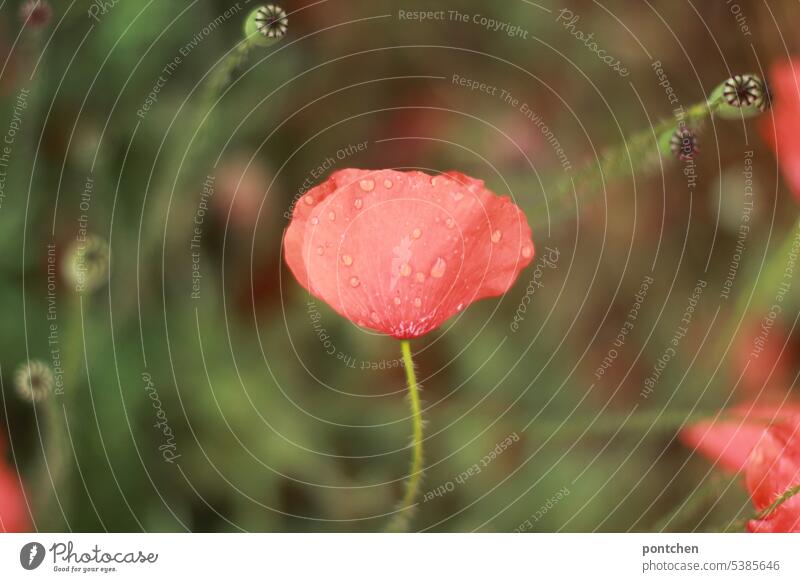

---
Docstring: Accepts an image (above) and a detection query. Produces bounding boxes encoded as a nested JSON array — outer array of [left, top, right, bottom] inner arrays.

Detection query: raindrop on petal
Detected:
[[359, 179, 375, 192], [328, 211, 336, 221], [413, 297, 422, 308], [342, 255, 353, 266], [400, 263, 412, 277], [310, 217, 319, 225], [370, 312, 380, 323], [491, 230, 502, 243], [349, 276, 360, 288], [412, 228, 422, 240], [446, 218, 455, 229], [415, 272, 425, 283], [522, 246, 533, 259], [304, 195, 315, 205], [316, 246, 324, 256], [353, 198, 363, 209], [393, 297, 402, 306], [431, 257, 447, 279], [383, 179, 393, 189]]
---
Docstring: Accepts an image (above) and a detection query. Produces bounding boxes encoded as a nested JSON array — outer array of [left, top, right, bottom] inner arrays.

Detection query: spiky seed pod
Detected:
[[64, 235, 110, 293], [754, 80, 772, 112], [14, 360, 54, 402], [670, 127, 699, 162], [19, 0, 52, 27], [722, 74, 762, 107], [254, 5, 288, 39]]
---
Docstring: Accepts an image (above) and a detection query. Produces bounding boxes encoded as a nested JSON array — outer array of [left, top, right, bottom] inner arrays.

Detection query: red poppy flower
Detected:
[[761, 59, 800, 199], [682, 403, 800, 532], [745, 417, 800, 532], [284, 169, 534, 338], [0, 433, 29, 532], [680, 403, 800, 473]]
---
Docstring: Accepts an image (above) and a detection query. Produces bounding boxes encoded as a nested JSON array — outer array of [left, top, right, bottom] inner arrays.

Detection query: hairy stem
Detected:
[[387, 340, 425, 532], [540, 94, 723, 223], [721, 483, 800, 532]]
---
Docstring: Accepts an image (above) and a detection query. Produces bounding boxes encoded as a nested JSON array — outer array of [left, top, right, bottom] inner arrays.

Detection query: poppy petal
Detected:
[[284, 169, 534, 338]]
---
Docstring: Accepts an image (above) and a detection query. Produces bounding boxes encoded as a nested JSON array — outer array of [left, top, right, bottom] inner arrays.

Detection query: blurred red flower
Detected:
[[761, 59, 800, 199], [0, 433, 29, 532], [681, 403, 800, 532], [746, 416, 800, 532], [284, 169, 534, 338], [681, 403, 800, 472]]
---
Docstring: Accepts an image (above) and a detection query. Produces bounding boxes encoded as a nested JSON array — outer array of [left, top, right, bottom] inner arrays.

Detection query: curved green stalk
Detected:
[[387, 340, 424, 532]]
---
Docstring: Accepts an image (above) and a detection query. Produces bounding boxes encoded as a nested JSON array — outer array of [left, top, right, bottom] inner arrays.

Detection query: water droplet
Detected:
[[359, 179, 375, 192], [491, 230, 502, 243], [413, 297, 422, 308], [349, 276, 360, 288], [400, 263, 412, 277], [431, 176, 439, 186], [342, 255, 353, 266], [384, 179, 393, 189], [328, 211, 336, 221], [310, 217, 319, 225], [411, 228, 422, 239], [304, 195, 315, 205], [316, 246, 324, 256], [370, 311, 380, 323], [354, 198, 363, 209], [446, 218, 455, 229], [522, 246, 533, 259], [431, 257, 447, 279], [456, 302, 464, 311], [393, 297, 402, 306], [452, 191, 464, 202], [415, 272, 425, 283]]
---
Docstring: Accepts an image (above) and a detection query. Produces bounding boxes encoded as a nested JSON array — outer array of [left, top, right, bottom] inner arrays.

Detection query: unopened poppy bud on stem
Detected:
[[14, 360, 54, 402], [711, 73, 771, 120], [244, 4, 288, 47], [63, 235, 110, 293]]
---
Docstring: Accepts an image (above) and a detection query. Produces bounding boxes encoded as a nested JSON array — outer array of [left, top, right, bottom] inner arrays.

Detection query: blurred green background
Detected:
[[2, 0, 800, 532]]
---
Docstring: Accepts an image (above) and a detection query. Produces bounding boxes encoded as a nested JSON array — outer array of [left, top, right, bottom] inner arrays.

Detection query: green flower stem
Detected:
[[32, 294, 82, 530], [754, 483, 800, 520], [526, 407, 722, 439], [387, 340, 425, 532], [539, 94, 723, 224], [721, 482, 800, 532]]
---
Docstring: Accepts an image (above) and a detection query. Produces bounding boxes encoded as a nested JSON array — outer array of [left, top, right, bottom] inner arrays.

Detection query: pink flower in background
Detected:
[[761, 59, 800, 199], [0, 433, 29, 532], [745, 416, 800, 532], [284, 169, 534, 338], [681, 403, 800, 532], [681, 403, 800, 473]]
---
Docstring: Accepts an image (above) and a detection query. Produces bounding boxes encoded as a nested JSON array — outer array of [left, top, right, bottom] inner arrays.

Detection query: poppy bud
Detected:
[[669, 127, 699, 161], [723, 74, 761, 107], [712, 74, 770, 119], [14, 360, 54, 402], [244, 5, 288, 47], [63, 235, 110, 293], [19, 0, 51, 28]]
